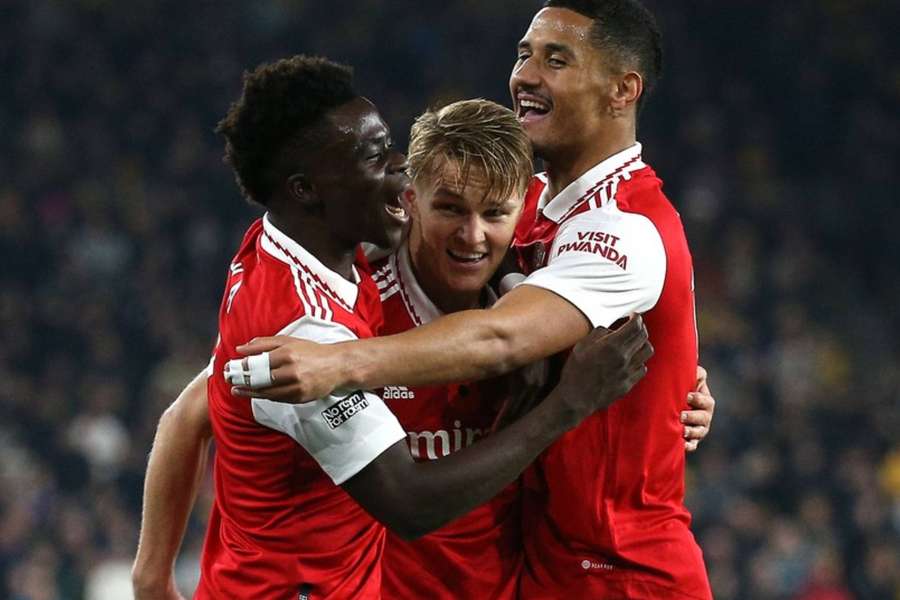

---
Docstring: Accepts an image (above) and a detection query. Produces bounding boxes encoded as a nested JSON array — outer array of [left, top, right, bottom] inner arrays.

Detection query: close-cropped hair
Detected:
[[544, 0, 663, 110], [407, 99, 533, 203], [216, 55, 357, 206]]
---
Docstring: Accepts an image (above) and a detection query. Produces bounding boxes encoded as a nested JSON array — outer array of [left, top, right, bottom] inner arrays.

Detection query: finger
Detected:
[[267, 363, 307, 385], [629, 339, 654, 367], [681, 409, 711, 428], [696, 365, 708, 386], [621, 363, 648, 395], [686, 391, 714, 411], [609, 314, 642, 342], [685, 439, 699, 452], [683, 424, 707, 440], [223, 352, 272, 388], [236, 336, 295, 355], [619, 315, 650, 359]]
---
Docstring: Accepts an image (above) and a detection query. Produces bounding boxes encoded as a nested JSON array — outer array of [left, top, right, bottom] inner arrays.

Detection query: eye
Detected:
[[516, 51, 531, 62], [548, 57, 566, 68], [483, 208, 510, 220], [437, 203, 464, 216]]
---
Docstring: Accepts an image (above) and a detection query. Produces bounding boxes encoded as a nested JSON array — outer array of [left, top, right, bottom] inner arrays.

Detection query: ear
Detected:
[[285, 173, 319, 210], [610, 71, 643, 115], [403, 186, 420, 217]]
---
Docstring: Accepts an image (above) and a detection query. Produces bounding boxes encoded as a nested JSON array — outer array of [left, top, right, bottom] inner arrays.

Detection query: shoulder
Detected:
[[370, 252, 400, 302], [554, 200, 666, 273], [614, 166, 683, 229]]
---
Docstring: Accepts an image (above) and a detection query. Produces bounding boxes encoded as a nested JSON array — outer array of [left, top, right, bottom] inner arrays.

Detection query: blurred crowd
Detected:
[[1, 1, 897, 599]]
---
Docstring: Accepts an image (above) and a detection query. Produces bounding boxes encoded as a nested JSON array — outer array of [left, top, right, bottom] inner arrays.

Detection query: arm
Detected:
[[132, 370, 212, 600], [343, 316, 651, 539], [235, 210, 667, 403], [237, 284, 591, 402]]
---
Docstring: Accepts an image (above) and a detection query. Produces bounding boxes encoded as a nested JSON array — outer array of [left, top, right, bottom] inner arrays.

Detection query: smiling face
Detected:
[[509, 7, 610, 161], [407, 159, 523, 308], [312, 97, 410, 249]]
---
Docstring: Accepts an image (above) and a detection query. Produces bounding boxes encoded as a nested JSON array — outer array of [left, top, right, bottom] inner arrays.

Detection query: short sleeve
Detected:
[[248, 315, 406, 485], [518, 207, 666, 328]]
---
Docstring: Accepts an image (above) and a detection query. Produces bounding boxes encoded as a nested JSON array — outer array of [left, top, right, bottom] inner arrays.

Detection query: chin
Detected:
[[447, 273, 490, 295]]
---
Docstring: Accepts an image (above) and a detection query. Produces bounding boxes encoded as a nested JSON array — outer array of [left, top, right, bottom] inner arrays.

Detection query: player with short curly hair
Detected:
[[239, 1, 714, 596], [133, 55, 654, 599], [216, 56, 356, 206]]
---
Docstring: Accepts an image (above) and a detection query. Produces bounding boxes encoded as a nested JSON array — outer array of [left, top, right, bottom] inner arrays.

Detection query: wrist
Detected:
[[339, 342, 371, 391], [131, 567, 174, 593], [533, 388, 581, 435]]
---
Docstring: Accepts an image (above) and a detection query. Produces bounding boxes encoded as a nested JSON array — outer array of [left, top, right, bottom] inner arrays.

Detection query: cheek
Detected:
[[489, 222, 518, 249], [417, 216, 454, 251]]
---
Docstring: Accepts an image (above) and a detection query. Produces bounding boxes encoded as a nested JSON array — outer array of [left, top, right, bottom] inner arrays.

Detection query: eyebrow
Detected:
[[518, 40, 575, 58], [481, 198, 518, 210], [546, 42, 575, 58], [433, 186, 465, 200]]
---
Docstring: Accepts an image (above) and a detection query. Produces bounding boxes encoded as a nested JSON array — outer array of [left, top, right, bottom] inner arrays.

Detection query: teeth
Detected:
[[520, 99, 549, 111], [385, 204, 408, 218], [449, 250, 486, 261]]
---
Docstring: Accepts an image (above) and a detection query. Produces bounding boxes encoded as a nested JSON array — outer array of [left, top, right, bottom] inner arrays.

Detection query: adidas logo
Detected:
[[382, 386, 415, 400]]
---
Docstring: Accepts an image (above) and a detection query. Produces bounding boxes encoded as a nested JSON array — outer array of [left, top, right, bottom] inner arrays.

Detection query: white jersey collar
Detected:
[[541, 142, 644, 223], [395, 241, 497, 326], [260, 213, 360, 310]]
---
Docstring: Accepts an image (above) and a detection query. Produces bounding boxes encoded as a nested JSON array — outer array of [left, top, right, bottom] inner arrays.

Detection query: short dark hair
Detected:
[[544, 0, 662, 110], [216, 55, 357, 205]]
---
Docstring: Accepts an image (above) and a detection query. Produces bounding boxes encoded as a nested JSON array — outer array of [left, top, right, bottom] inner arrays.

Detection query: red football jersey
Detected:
[[513, 144, 712, 599], [369, 244, 522, 600], [196, 216, 405, 599]]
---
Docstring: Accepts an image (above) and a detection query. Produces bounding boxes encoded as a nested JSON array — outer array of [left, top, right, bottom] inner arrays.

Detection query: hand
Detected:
[[553, 315, 653, 426], [228, 336, 340, 403], [491, 359, 550, 431], [682, 365, 715, 452]]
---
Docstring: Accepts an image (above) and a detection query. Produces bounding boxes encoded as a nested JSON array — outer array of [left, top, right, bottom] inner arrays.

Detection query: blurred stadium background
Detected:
[[1, 1, 898, 598]]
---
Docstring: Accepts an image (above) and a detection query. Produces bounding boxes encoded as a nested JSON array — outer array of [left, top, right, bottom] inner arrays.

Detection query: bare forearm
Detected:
[[341, 287, 589, 390], [343, 309, 518, 390], [345, 388, 575, 539], [406, 389, 573, 534], [344, 316, 651, 540], [133, 375, 211, 591]]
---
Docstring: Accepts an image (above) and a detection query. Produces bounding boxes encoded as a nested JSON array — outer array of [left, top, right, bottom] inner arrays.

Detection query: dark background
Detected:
[[1, 1, 898, 598]]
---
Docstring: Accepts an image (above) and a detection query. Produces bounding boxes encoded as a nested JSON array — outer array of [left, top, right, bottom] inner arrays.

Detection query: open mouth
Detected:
[[447, 249, 488, 265], [383, 193, 409, 224], [516, 93, 552, 124]]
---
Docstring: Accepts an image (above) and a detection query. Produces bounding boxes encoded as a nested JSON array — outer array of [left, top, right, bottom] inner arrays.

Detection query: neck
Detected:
[[407, 236, 482, 315], [543, 123, 636, 199], [267, 210, 357, 280]]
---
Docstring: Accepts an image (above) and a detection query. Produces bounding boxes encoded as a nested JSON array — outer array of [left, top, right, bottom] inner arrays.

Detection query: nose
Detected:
[[457, 213, 487, 247], [510, 55, 540, 92]]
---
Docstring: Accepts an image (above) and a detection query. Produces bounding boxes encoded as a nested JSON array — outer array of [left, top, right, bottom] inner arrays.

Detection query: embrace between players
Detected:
[[133, 2, 717, 599]]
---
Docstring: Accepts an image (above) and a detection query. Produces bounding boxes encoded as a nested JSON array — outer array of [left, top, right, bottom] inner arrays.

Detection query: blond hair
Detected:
[[407, 99, 533, 203]]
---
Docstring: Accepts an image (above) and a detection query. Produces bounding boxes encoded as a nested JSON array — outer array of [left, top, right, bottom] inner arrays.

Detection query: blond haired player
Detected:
[[131, 57, 655, 599], [133, 93, 713, 598], [236, 1, 715, 597]]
